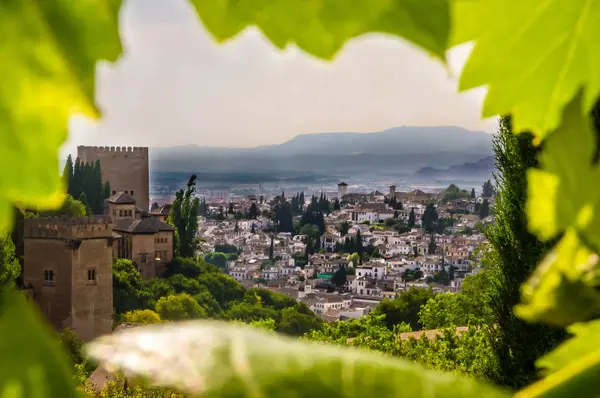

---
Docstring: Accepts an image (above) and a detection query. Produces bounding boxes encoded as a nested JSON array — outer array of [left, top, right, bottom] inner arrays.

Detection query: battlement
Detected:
[[25, 216, 113, 240], [77, 145, 148, 155]]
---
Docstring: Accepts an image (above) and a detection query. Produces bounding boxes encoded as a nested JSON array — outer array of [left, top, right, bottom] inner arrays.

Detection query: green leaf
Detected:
[[86, 320, 510, 397], [0, 0, 122, 233], [514, 229, 600, 327], [0, 289, 76, 397], [189, 0, 451, 60], [515, 320, 600, 398], [526, 94, 599, 242], [455, 0, 600, 138]]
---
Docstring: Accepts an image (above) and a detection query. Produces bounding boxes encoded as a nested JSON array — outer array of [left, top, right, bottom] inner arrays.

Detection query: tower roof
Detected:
[[107, 191, 136, 204]]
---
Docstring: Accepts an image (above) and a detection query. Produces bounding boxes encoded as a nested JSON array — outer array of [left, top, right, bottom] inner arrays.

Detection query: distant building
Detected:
[[106, 192, 175, 280], [337, 182, 348, 199]]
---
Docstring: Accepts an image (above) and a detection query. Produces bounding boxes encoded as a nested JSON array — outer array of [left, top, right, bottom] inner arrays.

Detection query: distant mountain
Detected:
[[150, 126, 494, 176], [413, 156, 495, 179]]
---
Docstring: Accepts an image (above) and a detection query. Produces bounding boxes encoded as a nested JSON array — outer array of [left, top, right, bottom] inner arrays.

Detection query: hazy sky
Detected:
[[62, 0, 497, 158]]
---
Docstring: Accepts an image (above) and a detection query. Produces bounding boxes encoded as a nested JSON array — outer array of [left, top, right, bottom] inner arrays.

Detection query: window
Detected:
[[131, 190, 134, 196], [119, 209, 123, 216], [141, 255, 147, 264], [125, 190, 129, 194], [112, 190, 116, 195], [43, 270, 54, 285], [128, 210, 132, 217], [87, 269, 97, 282]]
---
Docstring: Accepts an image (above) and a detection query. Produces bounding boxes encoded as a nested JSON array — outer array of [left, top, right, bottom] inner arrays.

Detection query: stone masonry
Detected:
[[24, 217, 114, 342], [77, 146, 150, 211]]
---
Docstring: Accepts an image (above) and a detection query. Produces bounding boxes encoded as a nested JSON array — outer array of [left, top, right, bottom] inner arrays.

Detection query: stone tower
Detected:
[[389, 185, 396, 198], [337, 182, 348, 199], [24, 217, 114, 342], [77, 146, 150, 211]]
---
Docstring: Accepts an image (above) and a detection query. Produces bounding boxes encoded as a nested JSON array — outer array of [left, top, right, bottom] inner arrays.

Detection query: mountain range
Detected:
[[413, 156, 495, 180], [149, 126, 494, 177]]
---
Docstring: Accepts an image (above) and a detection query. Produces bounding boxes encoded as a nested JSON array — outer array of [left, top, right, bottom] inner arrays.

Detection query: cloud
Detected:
[[62, 0, 496, 158]]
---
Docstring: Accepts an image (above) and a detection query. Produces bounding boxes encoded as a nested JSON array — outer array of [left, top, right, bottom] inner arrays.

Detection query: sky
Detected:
[[62, 0, 497, 158]]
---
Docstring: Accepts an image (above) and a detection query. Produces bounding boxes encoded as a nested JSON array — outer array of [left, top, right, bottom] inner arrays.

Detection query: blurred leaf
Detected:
[[86, 320, 510, 397], [454, 0, 600, 138], [0, 0, 122, 233], [515, 229, 600, 327], [189, 0, 451, 60], [516, 320, 600, 398], [526, 94, 600, 242], [0, 289, 76, 397]]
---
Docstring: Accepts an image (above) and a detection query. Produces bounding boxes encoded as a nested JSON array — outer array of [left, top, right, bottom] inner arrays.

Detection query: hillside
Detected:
[[149, 126, 493, 175], [413, 156, 495, 180]]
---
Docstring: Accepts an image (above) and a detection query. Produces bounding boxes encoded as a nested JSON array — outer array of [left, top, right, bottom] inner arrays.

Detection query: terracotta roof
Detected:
[[107, 192, 136, 204]]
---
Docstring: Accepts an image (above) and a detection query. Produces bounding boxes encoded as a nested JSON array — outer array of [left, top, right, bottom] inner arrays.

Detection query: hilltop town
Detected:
[[20, 145, 494, 343]]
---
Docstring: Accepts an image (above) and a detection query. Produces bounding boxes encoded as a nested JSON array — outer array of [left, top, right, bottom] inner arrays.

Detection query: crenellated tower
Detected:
[[77, 146, 150, 211], [24, 216, 114, 342]]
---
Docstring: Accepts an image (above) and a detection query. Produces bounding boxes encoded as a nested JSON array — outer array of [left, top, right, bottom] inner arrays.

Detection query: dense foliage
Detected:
[[3, 1, 600, 397]]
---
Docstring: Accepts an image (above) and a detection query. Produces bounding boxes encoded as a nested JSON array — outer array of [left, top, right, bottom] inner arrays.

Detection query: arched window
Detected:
[[112, 190, 116, 195], [130, 190, 134, 196], [125, 190, 129, 194]]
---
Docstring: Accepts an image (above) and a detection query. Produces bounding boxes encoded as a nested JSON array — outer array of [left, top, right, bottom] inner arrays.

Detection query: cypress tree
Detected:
[[484, 116, 565, 388], [62, 155, 74, 193], [72, 157, 83, 199]]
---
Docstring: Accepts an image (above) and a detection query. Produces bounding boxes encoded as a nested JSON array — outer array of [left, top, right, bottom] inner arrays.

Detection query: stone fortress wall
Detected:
[[77, 146, 150, 211]]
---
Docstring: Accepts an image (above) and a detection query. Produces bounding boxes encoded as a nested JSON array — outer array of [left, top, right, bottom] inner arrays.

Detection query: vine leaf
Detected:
[[0, 289, 76, 397], [86, 320, 510, 397], [189, 0, 451, 61], [0, 0, 122, 233], [454, 0, 600, 138], [526, 94, 599, 242], [515, 320, 600, 398], [515, 229, 600, 327]]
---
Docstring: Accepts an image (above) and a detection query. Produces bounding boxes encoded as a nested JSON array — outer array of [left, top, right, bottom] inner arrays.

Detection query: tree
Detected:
[[168, 175, 200, 258], [418, 293, 471, 330], [333, 198, 341, 211], [471, 188, 476, 199], [228, 202, 234, 215], [121, 309, 161, 325], [421, 204, 438, 234], [112, 259, 152, 314], [484, 116, 565, 388], [479, 199, 490, 219], [299, 224, 320, 241], [0, 234, 20, 288], [40, 194, 87, 218], [482, 179, 494, 198], [234, 222, 239, 234], [204, 252, 228, 270], [251, 223, 256, 234], [347, 253, 360, 267], [372, 287, 434, 331], [427, 235, 436, 254], [155, 293, 207, 321], [337, 221, 350, 237], [408, 208, 415, 228], [62, 154, 74, 193], [442, 184, 469, 202], [331, 266, 347, 288]]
